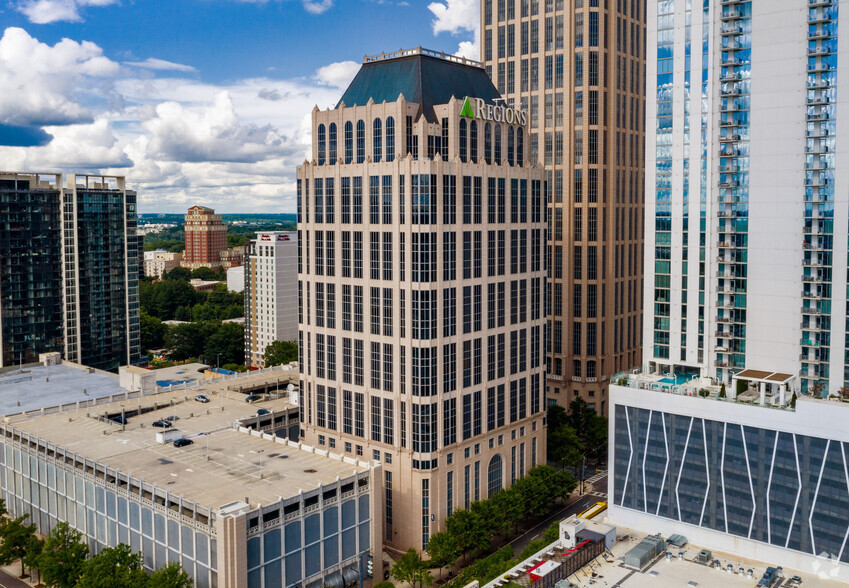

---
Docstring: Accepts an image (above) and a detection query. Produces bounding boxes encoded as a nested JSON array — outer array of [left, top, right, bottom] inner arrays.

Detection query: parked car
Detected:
[[152, 419, 172, 428], [195, 395, 210, 403], [245, 394, 262, 403], [173, 438, 193, 448], [110, 415, 127, 425], [256, 408, 270, 416]]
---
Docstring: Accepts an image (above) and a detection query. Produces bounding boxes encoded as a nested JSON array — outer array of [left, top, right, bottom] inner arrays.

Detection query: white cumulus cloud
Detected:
[[15, 0, 118, 24], [0, 26, 365, 212], [428, 0, 480, 60], [142, 92, 285, 164], [0, 27, 120, 127], [314, 60, 359, 89]]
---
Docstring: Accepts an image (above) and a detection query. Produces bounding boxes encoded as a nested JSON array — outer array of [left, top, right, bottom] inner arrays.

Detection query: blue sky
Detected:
[[0, 0, 478, 212]]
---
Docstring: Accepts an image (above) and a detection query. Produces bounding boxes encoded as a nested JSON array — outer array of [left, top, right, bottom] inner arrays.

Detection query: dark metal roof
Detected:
[[336, 51, 502, 122]]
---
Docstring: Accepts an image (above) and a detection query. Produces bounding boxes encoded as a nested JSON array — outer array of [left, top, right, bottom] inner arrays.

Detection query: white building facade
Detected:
[[244, 232, 298, 367], [645, 0, 849, 395]]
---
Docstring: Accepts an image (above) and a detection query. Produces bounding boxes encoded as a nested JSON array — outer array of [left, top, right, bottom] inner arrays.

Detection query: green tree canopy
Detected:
[[140, 312, 168, 351], [35, 522, 88, 588], [163, 267, 191, 281], [392, 548, 432, 588], [204, 321, 245, 366], [445, 509, 489, 561], [424, 531, 459, 569], [0, 514, 38, 578], [264, 340, 298, 366], [148, 561, 194, 588], [76, 544, 148, 588]]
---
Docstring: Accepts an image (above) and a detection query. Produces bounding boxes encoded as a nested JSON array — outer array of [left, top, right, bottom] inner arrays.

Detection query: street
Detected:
[[506, 471, 608, 555]]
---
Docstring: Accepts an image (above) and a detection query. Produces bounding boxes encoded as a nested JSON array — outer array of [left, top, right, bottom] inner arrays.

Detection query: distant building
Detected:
[[245, 232, 297, 368], [0, 172, 141, 372], [189, 279, 223, 292], [143, 249, 183, 279], [226, 265, 245, 293], [218, 245, 246, 269], [182, 206, 228, 270]]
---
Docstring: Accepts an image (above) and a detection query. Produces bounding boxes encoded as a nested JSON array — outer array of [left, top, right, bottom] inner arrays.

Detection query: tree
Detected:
[[445, 509, 489, 562], [204, 321, 245, 366], [76, 544, 148, 588], [425, 531, 459, 569], [489, 488, 523, 536], [0, 514, 38, 578], [163, 267, 191, 281], [391, 548, 432, 588], [547, 421, 582, 470], [21, 534, 43, 584], [719, 383, 727, 398], [148, 561, 193, 588], [264, 340, 298, 366], [566, 398, 608, 458], [191, 266, 221, 281], [140, 312, 168, 350], [166, 322, 204, 360], [790, 391, 798, 409], [35, 522, 89, 588]]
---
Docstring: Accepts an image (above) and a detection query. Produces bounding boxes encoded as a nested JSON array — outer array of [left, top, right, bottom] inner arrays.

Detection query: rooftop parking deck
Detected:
[[2, 382, 366, 513]]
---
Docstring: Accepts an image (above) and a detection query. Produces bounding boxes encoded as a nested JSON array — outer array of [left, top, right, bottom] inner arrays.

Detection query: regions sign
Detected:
[[460, 96, 528, 126]]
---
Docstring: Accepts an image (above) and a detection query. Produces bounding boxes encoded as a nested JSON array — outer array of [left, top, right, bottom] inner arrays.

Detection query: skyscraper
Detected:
[[0, 173, 140, 372], [182, 206, 228, 270], [607, 0, 849, 580], [62, 175, 141, 371], [643, 0, 844, 395], [481, 0, 647, 416], [0, 173, 64, 368], [244, 231, 298, 367], [298, 47, 547, 551]]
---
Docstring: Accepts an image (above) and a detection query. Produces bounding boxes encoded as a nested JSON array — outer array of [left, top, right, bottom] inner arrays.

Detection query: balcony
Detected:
[[809, 0, 833, 7], [801, 306, 823, 315], [720, 22, 744, 35], [808, 46, 833, 56], [720, 8, 743, 20]]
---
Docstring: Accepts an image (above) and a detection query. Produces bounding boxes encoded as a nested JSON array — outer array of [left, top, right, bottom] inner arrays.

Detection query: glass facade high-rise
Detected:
[[298, 48, 547, 552], [643, 0, 847, 395], [0, 172, 141, 373], [0, 173, 64, 368], [482, 0, 647, 416]]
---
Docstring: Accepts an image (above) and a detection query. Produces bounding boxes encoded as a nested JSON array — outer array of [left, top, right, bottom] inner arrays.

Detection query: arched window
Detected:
[[344, 121, 353, 164], [516, 127, 524, 166], [587, 360, 597, 379], [328, 123, 337, 164], [356, 120, 365, 163], [459, 119, 468, 162], [386, 117, 395, 162], [487, 455, 503, 498], [373, 118, 383, 163], [573, 359, 582, 378], [484, 122, 492, 164], [470, 120, 478, 163], [507, 126, 515, 166], [317, 124, 326, 165], [494, 124, 502, 165]]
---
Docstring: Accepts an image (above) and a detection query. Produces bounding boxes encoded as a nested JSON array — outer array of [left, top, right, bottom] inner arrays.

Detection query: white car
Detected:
[[195, 395, 210, 403]]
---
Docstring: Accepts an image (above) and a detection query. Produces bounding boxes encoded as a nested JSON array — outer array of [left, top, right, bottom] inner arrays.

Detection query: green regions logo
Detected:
[[460, 96, 528, 126]]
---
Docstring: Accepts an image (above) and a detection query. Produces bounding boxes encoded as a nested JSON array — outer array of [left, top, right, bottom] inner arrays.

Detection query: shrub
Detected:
[[374, 582, 395, 588]]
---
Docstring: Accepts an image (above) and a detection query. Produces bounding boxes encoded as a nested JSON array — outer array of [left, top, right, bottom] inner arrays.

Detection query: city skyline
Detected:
[[0, 0, 481, 214]]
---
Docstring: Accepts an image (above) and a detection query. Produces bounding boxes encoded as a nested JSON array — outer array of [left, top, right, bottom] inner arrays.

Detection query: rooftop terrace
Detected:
[[612, 369, 800, 412]]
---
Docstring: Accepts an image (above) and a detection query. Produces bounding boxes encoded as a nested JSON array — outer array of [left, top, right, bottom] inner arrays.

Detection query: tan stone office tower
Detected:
[[482, 0, 645, 416], [297, 47, 547, 552]]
